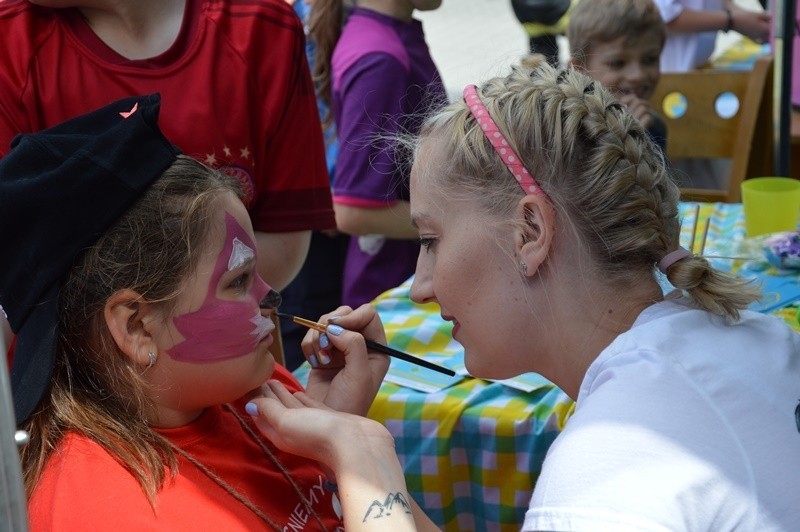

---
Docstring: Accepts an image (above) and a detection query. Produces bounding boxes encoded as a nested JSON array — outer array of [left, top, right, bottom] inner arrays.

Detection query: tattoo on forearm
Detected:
[[362, 492, 413, 522]]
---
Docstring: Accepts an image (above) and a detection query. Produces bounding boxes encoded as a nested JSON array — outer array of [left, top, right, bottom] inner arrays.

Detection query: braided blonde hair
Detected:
[[418, 60, 758, 319]]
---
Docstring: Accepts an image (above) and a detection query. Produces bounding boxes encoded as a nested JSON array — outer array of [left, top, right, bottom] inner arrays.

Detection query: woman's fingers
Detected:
[[261, 380, 332, 410], [328, 304, 386, 343], [299, 305, 355, 369]]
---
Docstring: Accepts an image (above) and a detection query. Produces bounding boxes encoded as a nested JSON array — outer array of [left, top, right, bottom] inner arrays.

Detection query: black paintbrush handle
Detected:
[[364, 339, 456, 376]]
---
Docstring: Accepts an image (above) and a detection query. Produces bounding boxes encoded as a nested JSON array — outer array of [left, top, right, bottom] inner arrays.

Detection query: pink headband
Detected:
[[463, 84, 545, 197], [658, 246, 692, 273]]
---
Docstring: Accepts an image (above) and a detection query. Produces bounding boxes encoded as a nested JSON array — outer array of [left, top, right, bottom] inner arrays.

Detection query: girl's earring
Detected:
[[520, 262, 528, 275], [146, 351, 157, 369]]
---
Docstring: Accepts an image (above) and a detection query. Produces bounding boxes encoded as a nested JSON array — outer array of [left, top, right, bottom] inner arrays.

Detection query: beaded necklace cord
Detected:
[[168, 403, 329, 531]]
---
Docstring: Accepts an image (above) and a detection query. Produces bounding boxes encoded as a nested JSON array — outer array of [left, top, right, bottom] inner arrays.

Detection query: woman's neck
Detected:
[[357, 0, 414, 21], [534, 274, 664, 399], [78, 0, 187, 59]]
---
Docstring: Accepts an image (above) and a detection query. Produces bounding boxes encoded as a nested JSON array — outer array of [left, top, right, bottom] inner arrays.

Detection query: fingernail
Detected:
[[309, 354, 319, 368], [327, 324, 344, 336], [327, 315, 340, 322], [245, 402, 259, 417], [319, 333, 330, 349], [319, 350, 331, 365]]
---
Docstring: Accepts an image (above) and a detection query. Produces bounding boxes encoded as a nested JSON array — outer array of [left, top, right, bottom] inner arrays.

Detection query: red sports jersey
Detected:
[[0, 0, 335, 233], [28, 365, 345, 531]]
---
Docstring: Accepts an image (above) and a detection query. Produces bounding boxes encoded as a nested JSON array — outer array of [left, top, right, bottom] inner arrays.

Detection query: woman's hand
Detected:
[[247, 380, 394, 468], [247, 382, 424, 531], [302, 304, 390, 416]]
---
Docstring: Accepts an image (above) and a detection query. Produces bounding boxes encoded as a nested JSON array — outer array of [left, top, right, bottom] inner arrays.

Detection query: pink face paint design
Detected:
[[167, 213, 273, 363]]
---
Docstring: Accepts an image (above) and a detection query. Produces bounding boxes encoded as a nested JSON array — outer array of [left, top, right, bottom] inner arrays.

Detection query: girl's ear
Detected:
[[516, 194, 555, 277], [104, 289, 159, 367]]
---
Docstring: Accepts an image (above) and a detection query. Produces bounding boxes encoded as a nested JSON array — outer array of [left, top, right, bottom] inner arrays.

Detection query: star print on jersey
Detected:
[[196, 144, 255, 206]]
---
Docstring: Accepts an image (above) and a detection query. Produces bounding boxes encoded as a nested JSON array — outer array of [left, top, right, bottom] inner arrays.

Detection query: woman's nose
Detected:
[[409, 271, 434, 304], [259, 289, 282, 309]]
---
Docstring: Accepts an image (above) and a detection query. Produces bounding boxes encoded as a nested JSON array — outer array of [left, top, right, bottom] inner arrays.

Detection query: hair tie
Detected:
[[463, 85, 547, 198], [658, 246, 692, 273]]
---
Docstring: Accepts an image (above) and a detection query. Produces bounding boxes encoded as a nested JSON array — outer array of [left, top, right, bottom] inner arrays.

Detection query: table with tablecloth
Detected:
[[294, 201, 799, 531]]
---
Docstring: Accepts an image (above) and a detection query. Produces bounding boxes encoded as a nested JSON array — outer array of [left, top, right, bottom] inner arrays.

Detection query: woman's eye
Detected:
[[418, 237, 437, 253]]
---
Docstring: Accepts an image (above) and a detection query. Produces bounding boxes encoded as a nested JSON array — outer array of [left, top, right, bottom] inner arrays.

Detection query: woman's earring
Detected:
[[146, 351, 157, 369], [520, 262, 528, 275]]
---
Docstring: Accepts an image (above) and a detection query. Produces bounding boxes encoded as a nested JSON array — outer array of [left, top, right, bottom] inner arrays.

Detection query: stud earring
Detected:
[[146, 351, 157, 369], [520, 262, 528, 275]]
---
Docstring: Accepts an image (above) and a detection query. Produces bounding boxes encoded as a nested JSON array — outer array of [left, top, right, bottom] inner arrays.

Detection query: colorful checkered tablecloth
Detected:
[[294, 202, 799, 531], [675, 202, 800, 330]]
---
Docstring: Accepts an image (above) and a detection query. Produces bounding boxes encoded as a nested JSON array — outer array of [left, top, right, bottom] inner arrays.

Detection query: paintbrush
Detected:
[[276, 312, 456, 376]]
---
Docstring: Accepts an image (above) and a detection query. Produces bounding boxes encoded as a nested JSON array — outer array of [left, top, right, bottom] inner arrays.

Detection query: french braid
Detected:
[[418, 59, 758, 319]]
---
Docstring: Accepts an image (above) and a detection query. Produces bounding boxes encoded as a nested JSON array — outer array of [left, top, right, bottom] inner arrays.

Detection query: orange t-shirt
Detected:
[[28, 366, 344, 531]]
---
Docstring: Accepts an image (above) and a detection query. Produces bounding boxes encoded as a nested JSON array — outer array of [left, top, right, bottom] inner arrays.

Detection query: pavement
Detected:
[[416, 0, 532, 102]]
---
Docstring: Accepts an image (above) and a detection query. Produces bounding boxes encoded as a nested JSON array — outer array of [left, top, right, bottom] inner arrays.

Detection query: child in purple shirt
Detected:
[[310, 1, 447, 308]]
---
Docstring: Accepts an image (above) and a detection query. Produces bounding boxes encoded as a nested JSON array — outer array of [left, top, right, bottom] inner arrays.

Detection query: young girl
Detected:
[[0, 94, 388, 530], [308, 0, 448, 308], [246, 62, 800, 530]]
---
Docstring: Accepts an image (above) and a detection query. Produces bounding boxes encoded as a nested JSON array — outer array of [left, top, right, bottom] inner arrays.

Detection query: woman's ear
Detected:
[[104, 289, 158, 367], [516, 194, 555, 277]]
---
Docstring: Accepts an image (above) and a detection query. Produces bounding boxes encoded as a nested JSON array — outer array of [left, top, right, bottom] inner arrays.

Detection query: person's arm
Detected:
[[249, 7, 335, 289], [334, 200, 417, 239], [332, 53, 418, 240], [665, 6, 731, 33], [248, 381, 441, 531], [665, 1, 770, 42], [254, 230, 311, 291]]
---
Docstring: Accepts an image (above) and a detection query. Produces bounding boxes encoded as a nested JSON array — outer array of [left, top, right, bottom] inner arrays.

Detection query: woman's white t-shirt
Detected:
[[523, 297, 800, 531]]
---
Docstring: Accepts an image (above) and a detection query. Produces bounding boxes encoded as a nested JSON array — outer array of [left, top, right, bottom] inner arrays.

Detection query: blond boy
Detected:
[[567, 0, 667, 150]]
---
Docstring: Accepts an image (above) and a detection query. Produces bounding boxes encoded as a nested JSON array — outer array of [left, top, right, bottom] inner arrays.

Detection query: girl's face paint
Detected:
[[167, 212, 273, 363]]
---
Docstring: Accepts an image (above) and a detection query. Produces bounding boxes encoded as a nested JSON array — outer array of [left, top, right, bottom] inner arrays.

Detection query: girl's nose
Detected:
[[259, 289, 282, 309]]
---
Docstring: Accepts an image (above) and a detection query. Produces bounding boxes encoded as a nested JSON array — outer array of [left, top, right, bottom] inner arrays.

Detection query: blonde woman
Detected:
[[248, 62, 800, 530]]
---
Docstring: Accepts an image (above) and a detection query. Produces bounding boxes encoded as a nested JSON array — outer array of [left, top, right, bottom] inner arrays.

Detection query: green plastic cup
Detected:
[[741, 177, 800, 236]]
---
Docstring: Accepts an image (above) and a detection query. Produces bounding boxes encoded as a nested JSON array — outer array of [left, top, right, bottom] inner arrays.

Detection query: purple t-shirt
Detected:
[[332, 8, 447, 308]]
